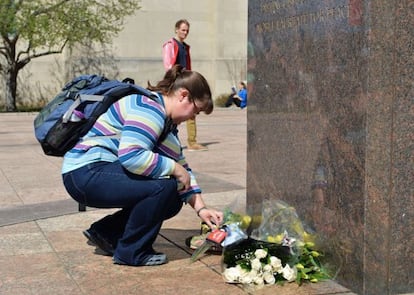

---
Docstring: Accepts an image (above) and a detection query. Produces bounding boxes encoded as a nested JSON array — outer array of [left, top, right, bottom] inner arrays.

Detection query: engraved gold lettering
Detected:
[[255, 5, 350, 33]]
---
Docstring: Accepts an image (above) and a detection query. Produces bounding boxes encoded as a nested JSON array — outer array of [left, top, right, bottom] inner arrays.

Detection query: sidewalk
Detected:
[[0, 108, 354, 295]]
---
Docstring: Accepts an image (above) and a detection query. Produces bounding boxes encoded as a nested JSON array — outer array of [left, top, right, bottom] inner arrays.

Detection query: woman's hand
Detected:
[[197, 207, 224, 229], [189, 194, 223, 229], [173, 162, 191, 191]]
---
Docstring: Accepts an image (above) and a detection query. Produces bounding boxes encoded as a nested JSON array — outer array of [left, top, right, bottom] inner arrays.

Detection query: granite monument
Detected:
[[247, 1, 413, 294]]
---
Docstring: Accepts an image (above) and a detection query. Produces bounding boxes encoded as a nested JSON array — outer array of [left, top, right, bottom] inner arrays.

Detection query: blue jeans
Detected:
[[62, 161, 183, 265]]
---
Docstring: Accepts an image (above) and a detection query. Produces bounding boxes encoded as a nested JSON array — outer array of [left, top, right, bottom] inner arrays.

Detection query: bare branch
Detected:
[[17, 39, 68, 66]]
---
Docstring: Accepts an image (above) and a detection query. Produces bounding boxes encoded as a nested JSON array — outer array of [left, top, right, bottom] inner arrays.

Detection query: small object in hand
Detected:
[[190, 228, 227, 262], [206, 228, 227, 244]]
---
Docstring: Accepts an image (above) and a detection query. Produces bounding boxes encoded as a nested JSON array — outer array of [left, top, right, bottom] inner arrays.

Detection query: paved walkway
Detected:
[[0, 108, 354, 294]]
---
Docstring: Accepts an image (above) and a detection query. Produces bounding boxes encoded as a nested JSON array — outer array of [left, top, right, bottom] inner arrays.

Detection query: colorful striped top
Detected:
[[61, 92, 200, 202]]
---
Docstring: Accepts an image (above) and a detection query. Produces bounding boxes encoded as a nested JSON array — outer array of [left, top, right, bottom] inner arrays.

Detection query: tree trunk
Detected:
[[5, 66, 18, 112]]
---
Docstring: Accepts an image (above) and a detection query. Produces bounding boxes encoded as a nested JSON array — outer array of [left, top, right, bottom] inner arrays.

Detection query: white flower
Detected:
[[282, 264, 297, 282], [269, 256, 283, 273], [253, 275, 264, 285], [263, 271, 276, 285], [254, 249, 268, 259], [263, 264, 272, 272], [251, 258, 262, 271], [223, 265, 244, 283], [239, 270, 255, 284]]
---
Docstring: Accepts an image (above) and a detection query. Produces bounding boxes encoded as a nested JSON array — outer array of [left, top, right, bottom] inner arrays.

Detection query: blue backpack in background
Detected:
[[34, 75, 163, 157]]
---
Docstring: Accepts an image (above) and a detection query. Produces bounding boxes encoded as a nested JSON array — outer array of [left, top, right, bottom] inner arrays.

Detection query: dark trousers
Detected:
[[63, 161, 182, 265], [225, 94, 241, 107]]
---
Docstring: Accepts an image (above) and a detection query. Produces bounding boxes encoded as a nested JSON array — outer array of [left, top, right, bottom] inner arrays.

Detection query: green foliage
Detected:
[[0, 0, 141, 111], [0, 1, 17, 37], [215, 93, 231, 107], [222, 238, 331, 286], [0, 0, 141, 50], [295, 242, 330, 284]]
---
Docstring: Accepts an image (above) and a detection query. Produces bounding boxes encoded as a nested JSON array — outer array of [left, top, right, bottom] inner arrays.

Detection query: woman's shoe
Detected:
[[83, 228, 115, 256], [140, 253, 168, 266], [113, 252, 168, 266]]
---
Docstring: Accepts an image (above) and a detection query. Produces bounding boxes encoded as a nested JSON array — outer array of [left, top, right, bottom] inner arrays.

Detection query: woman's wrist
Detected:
[[196, 206, 208, 216]]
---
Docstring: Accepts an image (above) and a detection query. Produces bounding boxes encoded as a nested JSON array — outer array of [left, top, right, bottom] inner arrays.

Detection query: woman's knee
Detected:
[[164, 197, 183, 220]]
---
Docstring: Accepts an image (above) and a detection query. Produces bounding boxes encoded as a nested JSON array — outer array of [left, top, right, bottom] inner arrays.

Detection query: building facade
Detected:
[[23, 0, 247, 104]]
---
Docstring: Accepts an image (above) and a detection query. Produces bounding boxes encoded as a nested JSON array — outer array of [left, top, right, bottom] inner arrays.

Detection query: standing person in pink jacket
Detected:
[[162, 19, 208, 151]]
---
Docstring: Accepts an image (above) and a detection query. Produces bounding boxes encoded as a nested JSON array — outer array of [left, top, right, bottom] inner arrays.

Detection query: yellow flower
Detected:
[[267, 233, 284, 244], [303, 231, 315, 244], [296, 241, 305, 247], [305, 241, 315, 248], [241, 215, 251, 229], [295, 263, 304, 270], [291, 220, 305, 236], [310, 278, 318, 283], [311, 251, 320, 257], [250, 215, 262, 228]]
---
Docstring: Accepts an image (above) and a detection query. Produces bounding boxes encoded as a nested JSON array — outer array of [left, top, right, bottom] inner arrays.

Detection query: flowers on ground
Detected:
[[222, 236, 329, 288], [223, 247, 298, 286], [221, 201, 330, 289]]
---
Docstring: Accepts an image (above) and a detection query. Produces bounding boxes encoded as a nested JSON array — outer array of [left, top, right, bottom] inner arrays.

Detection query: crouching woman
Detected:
[[62, 65, 223, 266]]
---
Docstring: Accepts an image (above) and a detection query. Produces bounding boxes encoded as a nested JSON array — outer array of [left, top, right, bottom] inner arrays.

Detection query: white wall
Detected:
[[25, 0, 247, 103]]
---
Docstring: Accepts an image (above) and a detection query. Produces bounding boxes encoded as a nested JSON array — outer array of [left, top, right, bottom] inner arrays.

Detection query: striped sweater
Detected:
[[62, 93, 200, 202]]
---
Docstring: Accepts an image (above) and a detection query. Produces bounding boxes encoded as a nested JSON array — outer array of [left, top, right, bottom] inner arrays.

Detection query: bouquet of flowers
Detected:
[[221, 199, 330, 290]]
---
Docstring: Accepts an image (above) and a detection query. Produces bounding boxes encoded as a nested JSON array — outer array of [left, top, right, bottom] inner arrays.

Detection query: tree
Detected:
[[0, 0, 141, 111]]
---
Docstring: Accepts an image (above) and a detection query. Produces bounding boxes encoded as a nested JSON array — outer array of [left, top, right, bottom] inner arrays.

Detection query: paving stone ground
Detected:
[[0, 108, 354, 295]]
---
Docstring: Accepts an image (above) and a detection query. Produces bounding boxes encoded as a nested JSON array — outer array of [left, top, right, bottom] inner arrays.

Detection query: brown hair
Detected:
[[147, 65, 213, 114], [175, 19, 190, 29]]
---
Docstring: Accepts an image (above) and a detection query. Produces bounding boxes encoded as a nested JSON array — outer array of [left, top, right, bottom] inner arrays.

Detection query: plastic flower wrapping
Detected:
[[220, 199, 330, 290]]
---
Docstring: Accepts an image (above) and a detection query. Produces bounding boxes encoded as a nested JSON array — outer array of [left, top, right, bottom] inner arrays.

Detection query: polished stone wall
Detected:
[[246, 1, 413, 294]]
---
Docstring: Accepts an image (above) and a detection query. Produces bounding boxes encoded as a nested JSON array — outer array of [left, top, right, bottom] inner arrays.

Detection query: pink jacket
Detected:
[[162, 38, 192, 71]]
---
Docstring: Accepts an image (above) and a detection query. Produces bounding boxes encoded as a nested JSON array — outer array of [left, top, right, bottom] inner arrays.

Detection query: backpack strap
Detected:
[[62, 94, 105, 123], [74, 90, 174, 145]]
